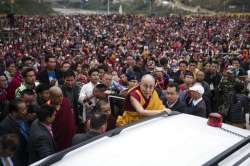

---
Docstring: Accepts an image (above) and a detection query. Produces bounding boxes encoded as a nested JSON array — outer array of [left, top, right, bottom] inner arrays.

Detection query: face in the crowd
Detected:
[[184, 75, 194, 85], [136, 59, 144, 67], [64, 75, 75, 88], [93, 88, 101, 98], [47, 111, 56, 124], [100, 103, 111, 115], [128, 80, 138, 89], [147, 60, 155, 71], [204, 63, 211, 72], [50, 91, 63, 106], [112, 71, 118, 78], [0, 75, 8, 89], [120, 74, 128, 83], [196, 71, 205, 82], [24, 60, 33, 68], [166, 86, 178, 103], [0, 136, 18, 157], [16, 102, 28, 119], [140, 79, 155, 99], [127, 56, 135, 67], [112, 71, 120, 82], [154, 70, 163, 79], [20, 93, 37, 122], [190, 91, 201, 100], [2, 147, 16, 157], [232, 60, 240, 69], [21, 94, 36, 107], [189, 63, 197, 72], [82, 67, 89, 75], [6, 63, 17, 76], [90, 71, 99, 84], [25, 70, 36, 85], [102, 74, 112, 87], [47, 57, 57, 70], [98, 69, 105, 80], [179, 63, 187, 72], [61, 63, 71, 72], [93, 87, 106, 98], [76, 64, 82, 73], [211, 63, 218, 73], [39, 90, 50, 102]]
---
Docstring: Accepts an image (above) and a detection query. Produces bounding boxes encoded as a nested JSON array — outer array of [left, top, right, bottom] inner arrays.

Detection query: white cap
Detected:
[[189, 83, 204, 95]]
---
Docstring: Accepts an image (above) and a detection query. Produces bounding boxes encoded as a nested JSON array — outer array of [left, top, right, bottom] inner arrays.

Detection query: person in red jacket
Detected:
[[5, 61, 22, 100], [47, 86, 76, 152]]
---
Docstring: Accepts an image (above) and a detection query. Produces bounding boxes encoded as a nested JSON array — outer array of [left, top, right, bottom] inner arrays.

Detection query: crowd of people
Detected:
[[0, 14, 250, 165]]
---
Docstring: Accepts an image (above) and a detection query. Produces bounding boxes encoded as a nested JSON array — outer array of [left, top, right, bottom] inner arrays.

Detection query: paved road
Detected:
[[53, 8, 113, 15], [173, 0, 215, 14]]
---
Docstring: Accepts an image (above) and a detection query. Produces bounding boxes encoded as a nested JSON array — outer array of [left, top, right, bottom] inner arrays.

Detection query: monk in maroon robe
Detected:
[[48, 86, 76, 151]]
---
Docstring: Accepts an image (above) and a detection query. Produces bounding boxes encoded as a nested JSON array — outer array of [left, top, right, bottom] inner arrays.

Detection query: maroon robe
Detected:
[[52, 98, 76, 151], [6, 72, 22, 100]]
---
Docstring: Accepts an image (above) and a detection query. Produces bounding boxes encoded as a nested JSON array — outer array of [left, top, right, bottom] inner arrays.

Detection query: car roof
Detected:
[[32, 113, 250, 166]]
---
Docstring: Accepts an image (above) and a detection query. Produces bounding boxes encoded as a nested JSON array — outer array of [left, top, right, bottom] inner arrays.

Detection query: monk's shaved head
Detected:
[[141, 74, 155, 85], [49, 86, 63, 105], [49, 86, 62, 96]]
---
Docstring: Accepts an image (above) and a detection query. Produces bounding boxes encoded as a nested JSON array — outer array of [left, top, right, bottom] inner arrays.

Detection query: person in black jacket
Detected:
[[37, 55, 62, 86], [0, 134, 19, 166], [204, 61, 222, 113], [0, 99, 29, 166], [36, 83, 50, 106], [72, 112, 107, 146], [227, 82, 249, 129], [232, 58, 247, 79], [28, 105, 56, 164], [173, 60, 189, 85], [0, 73, 8, 122], [196, 71, 212, 116], [60, 70, 81, 128], [186, 83, 207, 118], [164, 82, 186, 113]]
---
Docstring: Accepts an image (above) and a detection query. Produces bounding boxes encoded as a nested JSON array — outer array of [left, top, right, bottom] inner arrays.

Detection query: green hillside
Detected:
[[63, 0, 250, 15], [66, 0, 184, 15], [0, 0, 53, 15], [180, 0, 250, 12]]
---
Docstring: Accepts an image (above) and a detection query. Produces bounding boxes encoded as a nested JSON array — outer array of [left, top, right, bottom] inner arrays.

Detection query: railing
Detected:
[[203, 136, 250, 166]]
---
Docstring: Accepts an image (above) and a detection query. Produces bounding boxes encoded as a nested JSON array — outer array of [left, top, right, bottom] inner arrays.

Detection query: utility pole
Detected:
[[223, 0, 226, 13], [242, 5, 245, 13], [10, 0, 14, 14], [149, 0, 152, 15], [107, 0, 110, 15]]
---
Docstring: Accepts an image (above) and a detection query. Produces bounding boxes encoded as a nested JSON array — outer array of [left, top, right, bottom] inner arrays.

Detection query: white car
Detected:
[[31, 112, 250, 166]]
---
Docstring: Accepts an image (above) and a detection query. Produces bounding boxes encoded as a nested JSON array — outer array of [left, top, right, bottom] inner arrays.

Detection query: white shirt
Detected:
[[78, 81, 98, 122], [78, 81, 97, 104], [1, 157, 14, 166], [192, 97, 203, 106]]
